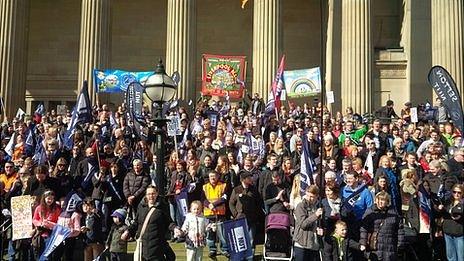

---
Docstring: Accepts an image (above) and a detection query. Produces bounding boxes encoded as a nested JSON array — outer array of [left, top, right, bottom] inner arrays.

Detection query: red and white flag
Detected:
[[272, 55, 285, 111]]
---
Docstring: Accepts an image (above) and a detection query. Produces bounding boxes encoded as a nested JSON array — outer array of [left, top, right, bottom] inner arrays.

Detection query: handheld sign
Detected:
[[410, 107, 418, 123], [167, 115, 181, 137]]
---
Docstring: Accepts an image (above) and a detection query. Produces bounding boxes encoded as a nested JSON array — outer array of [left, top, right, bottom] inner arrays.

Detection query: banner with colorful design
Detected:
[[93, 69, 153, 93], [202, 54, 246, 98], [283, 67, 321, 98]]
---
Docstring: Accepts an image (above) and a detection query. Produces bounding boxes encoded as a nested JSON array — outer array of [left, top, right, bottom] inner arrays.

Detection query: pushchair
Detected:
[[263, 212, 293, 261]]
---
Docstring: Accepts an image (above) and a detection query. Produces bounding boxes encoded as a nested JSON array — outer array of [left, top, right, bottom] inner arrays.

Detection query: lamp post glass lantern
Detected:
[[144, 59, 177, 111], [143, 59, 177, 196]]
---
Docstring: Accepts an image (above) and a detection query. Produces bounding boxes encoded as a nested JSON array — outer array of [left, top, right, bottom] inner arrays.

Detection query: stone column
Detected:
[[341, 0, 373, 114], [402, 0, 432, 105], [0, 0, 29, 119], [252, 0, 282, 101], [431, 0, 463, 105], [165, 0, 196, 103], [325, 0, 342, 112], [77, 0, 111, 105]]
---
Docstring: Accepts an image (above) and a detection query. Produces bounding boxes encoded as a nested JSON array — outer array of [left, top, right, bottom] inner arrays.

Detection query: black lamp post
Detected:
[[144, 59, 177, 196]]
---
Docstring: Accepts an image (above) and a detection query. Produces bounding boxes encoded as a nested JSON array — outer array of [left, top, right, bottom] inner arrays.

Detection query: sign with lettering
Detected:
[[223, 218, 252, 260], [11, 195, 34, 240], [428, 66, 463, 134], [167, 115, 181, 137], [410, 107, 418, 123]]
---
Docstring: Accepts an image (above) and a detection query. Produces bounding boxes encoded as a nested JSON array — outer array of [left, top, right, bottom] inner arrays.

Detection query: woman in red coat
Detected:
[[32, 190, 61, 259]]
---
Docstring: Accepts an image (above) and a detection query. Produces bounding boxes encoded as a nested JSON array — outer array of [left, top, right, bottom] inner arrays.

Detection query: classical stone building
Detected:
[[0, 0, 462, 119]]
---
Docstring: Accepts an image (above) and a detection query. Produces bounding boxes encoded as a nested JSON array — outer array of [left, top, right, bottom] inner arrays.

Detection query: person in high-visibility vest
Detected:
[[202, 170, 229, 258]]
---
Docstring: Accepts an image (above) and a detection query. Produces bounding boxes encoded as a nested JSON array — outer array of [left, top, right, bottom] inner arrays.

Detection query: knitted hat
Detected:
[[111, 208, 127, 221]]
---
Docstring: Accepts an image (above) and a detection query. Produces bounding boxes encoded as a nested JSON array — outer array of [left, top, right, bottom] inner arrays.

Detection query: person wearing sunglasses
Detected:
[[438, 184, 464, 261]]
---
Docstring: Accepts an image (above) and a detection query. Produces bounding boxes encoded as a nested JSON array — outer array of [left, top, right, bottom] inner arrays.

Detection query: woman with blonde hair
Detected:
[[375, 156, 401, 214], [272, 137, 289, 166], [289, 174, 302, 213], [52, 157, 73, 202], [215, 155, 238, 189], [439, 184, 464, 261]]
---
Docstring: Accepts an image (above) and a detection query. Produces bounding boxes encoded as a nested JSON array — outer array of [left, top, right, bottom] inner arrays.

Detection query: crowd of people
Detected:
[[0, 94, 462, 261]]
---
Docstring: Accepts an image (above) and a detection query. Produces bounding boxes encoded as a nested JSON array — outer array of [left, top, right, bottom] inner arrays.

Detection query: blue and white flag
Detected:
[[76, 81, 92, 124], [25, 127, 36, 156], [32, 137, 47, 165], [179, 128, 189, 149], [224, 218, 253, 261], [4, 133, 16, 157], [0, 96, 4, 115], [15, 108, 26, 120], [300, 135, 317, 195], [63, 106, 78, 150], [175, 189, 189, 226], [109, 113, 118, 129], [63, 191, 84, 213], [125, 81, 146, 139], [39, 225, 71, 260], [34, 104, 45, 116]]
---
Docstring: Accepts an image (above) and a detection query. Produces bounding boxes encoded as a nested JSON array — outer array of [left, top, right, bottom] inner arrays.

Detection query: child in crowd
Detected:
[[81, 198, 104, 261], [324, 220, 365, 261], [179, 200, 211, 261], [106, 208, 129, 261]]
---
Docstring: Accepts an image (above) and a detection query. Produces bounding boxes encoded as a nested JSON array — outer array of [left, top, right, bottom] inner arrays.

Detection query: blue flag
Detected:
[[300, 135, 316, 195], [32, 137, 47, 165], [175, 189, 189, 226], [24, 127, 36, 156], [223, 218, 253, 260], [125, 82, 146, 138], [34, 103, 45, 116], [63, 106, 78, 150], [76, 81, 92, 124], [39, 225, 71, 260]]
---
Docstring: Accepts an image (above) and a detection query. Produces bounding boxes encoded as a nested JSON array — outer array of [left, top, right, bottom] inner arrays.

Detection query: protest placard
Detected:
[[167, 115, 181, 137], [11, 195, 34, 240]]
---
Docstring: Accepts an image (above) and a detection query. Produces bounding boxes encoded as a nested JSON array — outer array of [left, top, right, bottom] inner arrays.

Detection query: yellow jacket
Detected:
[[203, 182, 227, 217]]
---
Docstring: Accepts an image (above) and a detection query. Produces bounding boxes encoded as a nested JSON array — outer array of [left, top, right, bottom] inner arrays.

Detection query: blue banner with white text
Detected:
[[224, 218, 253, 261], [94, 69, 154, 93]]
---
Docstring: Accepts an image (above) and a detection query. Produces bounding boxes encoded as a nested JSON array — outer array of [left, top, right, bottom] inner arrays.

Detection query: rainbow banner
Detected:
[[202, 54, 246, 98], [283, 67, 321, 98]]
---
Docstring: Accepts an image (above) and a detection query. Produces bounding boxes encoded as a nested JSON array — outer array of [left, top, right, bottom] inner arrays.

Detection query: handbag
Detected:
[[403, 219, 417, 243], [367, 219, 385, 251], [133, 207, 156, 261]]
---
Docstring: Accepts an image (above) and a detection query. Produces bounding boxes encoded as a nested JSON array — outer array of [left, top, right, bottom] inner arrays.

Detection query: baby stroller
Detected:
[[263, 212, 293, 261]]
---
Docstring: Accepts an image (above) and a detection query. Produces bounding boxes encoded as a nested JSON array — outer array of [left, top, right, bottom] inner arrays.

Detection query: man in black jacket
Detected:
[[447, 148, 463, 182], [374, 100, 398, 124], [123, 185, 177, 261], [264, 172, 290, 213], [229, 171, 264, 258]]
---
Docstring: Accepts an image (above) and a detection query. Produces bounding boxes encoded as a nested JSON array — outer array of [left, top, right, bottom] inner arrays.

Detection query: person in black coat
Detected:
[[446, 148, 463, 182], [374, 100, 398, 124], [24, 165, 60, 200], [229, 171, 264, 256], [264, 171, 290, 213], [324, 221, 364, 261], [75, 147, 100, 196], [123, 185, 177, 261], [360, 191, 405, 261]]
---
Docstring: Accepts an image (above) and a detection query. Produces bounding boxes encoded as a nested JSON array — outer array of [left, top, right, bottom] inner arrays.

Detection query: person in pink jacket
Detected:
[[32, 190, 61, 259]]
